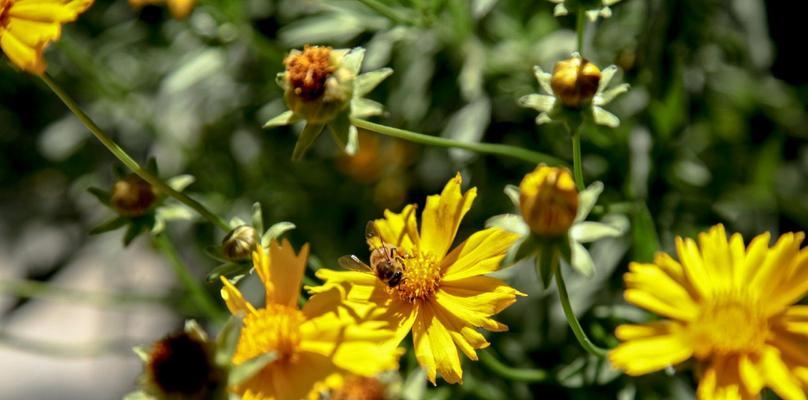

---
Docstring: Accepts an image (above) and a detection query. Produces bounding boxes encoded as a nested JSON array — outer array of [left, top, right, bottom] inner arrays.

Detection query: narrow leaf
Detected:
[[292, 123, 325, 161]]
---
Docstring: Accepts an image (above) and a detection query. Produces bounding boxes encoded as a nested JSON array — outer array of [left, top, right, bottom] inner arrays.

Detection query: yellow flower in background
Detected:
[[309, 173, 524, 384], [610, 225, 808, 400], [129, 0, 196, 19], [220, 240, 400, 400], [519, 165, 579, 237], [0, 0, 93, 74]]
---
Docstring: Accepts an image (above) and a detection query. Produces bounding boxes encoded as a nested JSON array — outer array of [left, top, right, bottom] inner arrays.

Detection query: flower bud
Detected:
[[519, 166, 579, 237], [550, 55, 601, 108], [146, 331, 220, 399], [110, 174, 157, 217], [221, 225, 258, 262], [282, 45, 354, 124]]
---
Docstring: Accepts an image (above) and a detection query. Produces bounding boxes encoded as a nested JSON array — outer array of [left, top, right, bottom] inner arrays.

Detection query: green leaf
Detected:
[[251, 202, 264, 235], [262, 222, 296, 246], [215, 316, 242, 366], [486, 213, 528, 235], [229, 217, 246, 228], [575, 181, 604, 222], [207, 262, 250, 283], [184, 319, 208, 341], [631, 203, 660, 262], [123, 223, 144, 247], [341, 47, 366, 75], [351, 98, 385, 118], [501, 235, 536, 267], [87, 187, 111, 206], [229, 352, 279, 386], [291, 123, 325, 161], [90, 217, 127, 235], [570, 220, 626, 243], [355, 68, 393, 97], [263, 110, 300, 128], [569, 241, 595, 278], [327, 111, 357, 155], [535, 243, 557, 289], [518, 94, 556, 112], [504, 184, 520, 209], [122, 391, 153, 400], [132, 346, 149, 362], [166, 174, 195, 192]]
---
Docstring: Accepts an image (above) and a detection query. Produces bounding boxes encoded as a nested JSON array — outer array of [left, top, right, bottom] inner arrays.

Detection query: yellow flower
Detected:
[[519, 165, 579, 237], [610, 225, 808, 400], [309, 173, 524, 384], [0, 0, 93, 74], [129, 0, 196, 19], [220, 240, 400, 400]]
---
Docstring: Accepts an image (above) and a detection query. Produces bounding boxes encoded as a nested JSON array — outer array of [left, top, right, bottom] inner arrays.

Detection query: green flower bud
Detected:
[[221, 225, 258, 262]]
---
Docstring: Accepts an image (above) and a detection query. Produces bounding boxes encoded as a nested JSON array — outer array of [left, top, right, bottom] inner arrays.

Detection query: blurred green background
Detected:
[[1, 0, 806, 398]]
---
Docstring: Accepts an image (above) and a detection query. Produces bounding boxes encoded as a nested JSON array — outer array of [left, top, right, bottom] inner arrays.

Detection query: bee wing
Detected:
[[365, 221, 383, 249], [338, 255, 372, 272]]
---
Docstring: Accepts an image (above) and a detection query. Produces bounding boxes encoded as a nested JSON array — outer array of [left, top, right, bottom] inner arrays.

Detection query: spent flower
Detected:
[[611, 225, 808, 400], [519, 52, 629, 128], [264, 45, 393, 160], [0, 0, 93, 74], [309, 173, 524, 384]]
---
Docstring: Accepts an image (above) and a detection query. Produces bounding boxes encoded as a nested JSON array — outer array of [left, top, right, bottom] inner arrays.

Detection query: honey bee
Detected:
[[338, 221, 408, 288]]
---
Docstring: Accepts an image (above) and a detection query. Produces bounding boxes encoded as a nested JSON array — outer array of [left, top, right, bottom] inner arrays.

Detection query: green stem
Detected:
[[0, 279, 169, 308], [153, 233, 224, 320], [571, 131, 585, 191], [350, 117, 566, 166], [576, 7, 586, 54], [39, 73, 230, 233], [0, 331, 132, 357], [479, 349, 549, 382], [553, 262, 609, 357]]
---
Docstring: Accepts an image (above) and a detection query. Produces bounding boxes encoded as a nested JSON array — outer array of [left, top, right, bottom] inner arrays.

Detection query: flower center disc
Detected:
[[284, 46, 335, 101], [392, 253, 442, 303], [691, 298, 768, 357], [234, 305, 305, 365]]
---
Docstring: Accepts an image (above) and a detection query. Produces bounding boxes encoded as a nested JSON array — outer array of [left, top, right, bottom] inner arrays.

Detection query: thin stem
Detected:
[[553, 262, 609, 357], [0, 331, 133, 357], [576, 7, 586, 54], [0, 279, 170, 308], [479, 349, 549, 382], [571, 131, 585, 191], [351, 117, 566, 166], [39, 73, 230, 233], [153, 233, 224, 320]]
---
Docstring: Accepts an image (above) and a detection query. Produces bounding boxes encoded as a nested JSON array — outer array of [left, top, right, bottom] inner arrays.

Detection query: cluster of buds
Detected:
[[264, 46, 393, 160], [549, 0, 623, 21]]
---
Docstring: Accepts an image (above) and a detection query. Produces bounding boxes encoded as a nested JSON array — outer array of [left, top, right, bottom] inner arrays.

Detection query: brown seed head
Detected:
[[147, 332, 217, 398], [283, 45, 336, 101]]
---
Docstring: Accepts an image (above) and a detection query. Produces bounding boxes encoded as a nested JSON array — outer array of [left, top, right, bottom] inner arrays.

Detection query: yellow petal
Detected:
[[767, 248, 808, 313], [5, 18, 61, 47], [270, 240, 309, 308], [696, 356, 753, 400], [738, 354, 764, 396], [698, 225, 733, 292], [431, 298, 491, 361], [219, 276, 256, 316], [440, 227, 519, 281], [413, 302, 463, 384], [270, 353, 338, 400], [0, 31, 45, 74], [623, 262, 699, 321], [675, 236, 712, 299], [437, 277, 524, 332], [9, 4, 80, 23], [761, 346, 807, 400], [371, 204, 419, 253], [751, 233, 804, 300], [609, 322, 692, 376], [419, 172, 476, 259]]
